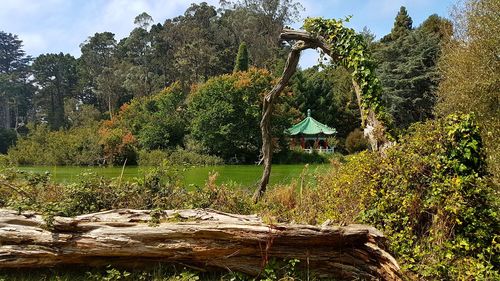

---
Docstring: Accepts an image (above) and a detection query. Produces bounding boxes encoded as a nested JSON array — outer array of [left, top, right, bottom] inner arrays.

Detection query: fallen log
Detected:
[[0, 208, 402, 280]]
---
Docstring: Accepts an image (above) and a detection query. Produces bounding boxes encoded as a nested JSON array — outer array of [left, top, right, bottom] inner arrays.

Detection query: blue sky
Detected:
[[0, 0, 456, 68]]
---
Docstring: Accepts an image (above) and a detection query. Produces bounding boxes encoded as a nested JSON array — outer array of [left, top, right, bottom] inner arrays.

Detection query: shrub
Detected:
[[345, 128, 369, 153], [8, 124, 103, 166], [358, 114, 499, 279], [259, 114, 499, 279], [0, 161, 253, 217], [273, 147, 332, 164], [137, 149, 170, 166], [138, 149, 223, 166], [168, 149, 224, 166], [98, 119, 137, 165]]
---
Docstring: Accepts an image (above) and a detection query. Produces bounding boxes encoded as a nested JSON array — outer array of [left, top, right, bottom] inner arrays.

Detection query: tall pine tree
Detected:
[[382, 6, 413, 42], [33, 53, 78, 130], [0, 31, 32, 130], [375, 11, 450, 129]]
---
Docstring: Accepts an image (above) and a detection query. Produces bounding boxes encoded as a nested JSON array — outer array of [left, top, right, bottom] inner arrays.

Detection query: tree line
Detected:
[[0, 0, 476, 166]]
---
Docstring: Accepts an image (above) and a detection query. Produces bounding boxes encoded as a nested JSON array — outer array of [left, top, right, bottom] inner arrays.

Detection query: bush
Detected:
[[358, 114, 499, 279], [260, 114, 499, 279], [8, 124, 103, 166], [0, 154, 9, 167], [138, 149, 223, 166], [168, 149, 224, 166], [137, 149, 170, 166], [273, 147, 333, 164], [0, 161, 253, 217], [345, 128, 369, 153]]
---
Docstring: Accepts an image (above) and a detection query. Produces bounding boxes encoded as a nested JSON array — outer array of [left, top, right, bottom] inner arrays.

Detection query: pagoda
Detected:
[[285, 109, 337, 153]]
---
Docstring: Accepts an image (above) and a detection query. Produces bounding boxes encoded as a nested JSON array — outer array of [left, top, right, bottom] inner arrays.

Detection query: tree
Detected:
[[134, 12, 153, 30], [419, 14, 453, 40], [78, 32, 117, 107], [233, 42, 249, 72], [220, 0, 303, 68], [33, 53, 78, 130], [382, 6, 413, 42], [436, 0, 500, 183], [0, 32, 30, 73], [169, 3, 232, 85], [0, 128, 16, 153], [119, 82, 186, 150], [0, 31, 32, 130], [374, 12, 449, 129], [188, 69, 272, 162]]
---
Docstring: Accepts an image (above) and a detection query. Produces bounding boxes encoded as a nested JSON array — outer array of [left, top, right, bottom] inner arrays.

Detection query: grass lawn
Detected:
[[17, 164, 328, 188]]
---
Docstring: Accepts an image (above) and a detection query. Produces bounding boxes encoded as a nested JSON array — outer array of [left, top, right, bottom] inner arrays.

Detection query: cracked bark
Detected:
[[0, 208, 402, 280]]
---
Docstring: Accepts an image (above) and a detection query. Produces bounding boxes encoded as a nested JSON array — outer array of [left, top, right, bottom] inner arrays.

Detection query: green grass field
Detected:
[[17, 164, 327, 188]]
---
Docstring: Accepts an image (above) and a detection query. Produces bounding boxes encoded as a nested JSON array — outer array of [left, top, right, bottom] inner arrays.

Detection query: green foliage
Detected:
[[0, 161, 254, 217], [168, 149, 224, 166], [436, 0, 500, 185], [95, 82, 188, 165], [233, 42, 249, 72], [303, 17, 391, 130], [188, 68, 271, 162], [289, 67, 360, 141], [374, 12, 449, 129], [358, 114, 498, 279], [221, 0, 303, 70], [119, 82, 187, 151], [77, 31, 117, 108], [383, 6, 413, 42], [0, 154, 9, 167], [32, 53, 78, 130], [0, 262, 318, 281], [86, 266, 131, 281], [0, 128, 16, 154], [0, 31, 33, 131], [8, 123, 102, 166], [344, 128, 369, 153], [273, 147, 331, 164], [257, 114, 499, 279], [137, 149, 170, 166]]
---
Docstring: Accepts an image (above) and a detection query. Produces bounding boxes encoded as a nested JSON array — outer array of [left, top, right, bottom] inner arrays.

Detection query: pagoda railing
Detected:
[[304, 147, 335, 154]]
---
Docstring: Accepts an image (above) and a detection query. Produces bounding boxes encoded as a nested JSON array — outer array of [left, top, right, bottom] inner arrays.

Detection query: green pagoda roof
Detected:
[[285, 109, 337, 135]]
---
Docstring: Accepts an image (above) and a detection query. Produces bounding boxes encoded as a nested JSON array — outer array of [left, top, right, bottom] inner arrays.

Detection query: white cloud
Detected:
[[1, 0, 221, 58], [1, 0, 452, 67]]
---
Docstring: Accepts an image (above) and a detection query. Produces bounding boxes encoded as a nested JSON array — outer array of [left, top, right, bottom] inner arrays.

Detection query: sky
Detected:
[[0, 0, 457, 68]]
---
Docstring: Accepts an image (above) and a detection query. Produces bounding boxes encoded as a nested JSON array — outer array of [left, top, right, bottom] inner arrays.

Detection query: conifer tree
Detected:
[[233, 42, 249, 72], [382, 6, 413, 42], [391, 6, 413, 39]]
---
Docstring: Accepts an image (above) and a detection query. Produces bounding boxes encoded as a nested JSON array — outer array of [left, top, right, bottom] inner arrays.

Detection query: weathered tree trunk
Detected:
[[0, 208, 402, 280], [253, 40, 313, 203], [255, 28, 390, 201]]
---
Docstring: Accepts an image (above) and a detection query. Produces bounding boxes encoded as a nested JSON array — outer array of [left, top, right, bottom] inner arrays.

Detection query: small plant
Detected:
[[175, 270, 199, 281], [148, 208, 162, 227], [86, 266, 131, 281]]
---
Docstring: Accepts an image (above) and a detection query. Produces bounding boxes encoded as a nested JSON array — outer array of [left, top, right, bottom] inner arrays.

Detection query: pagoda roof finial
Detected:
[[307, 109, 311, 117]]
